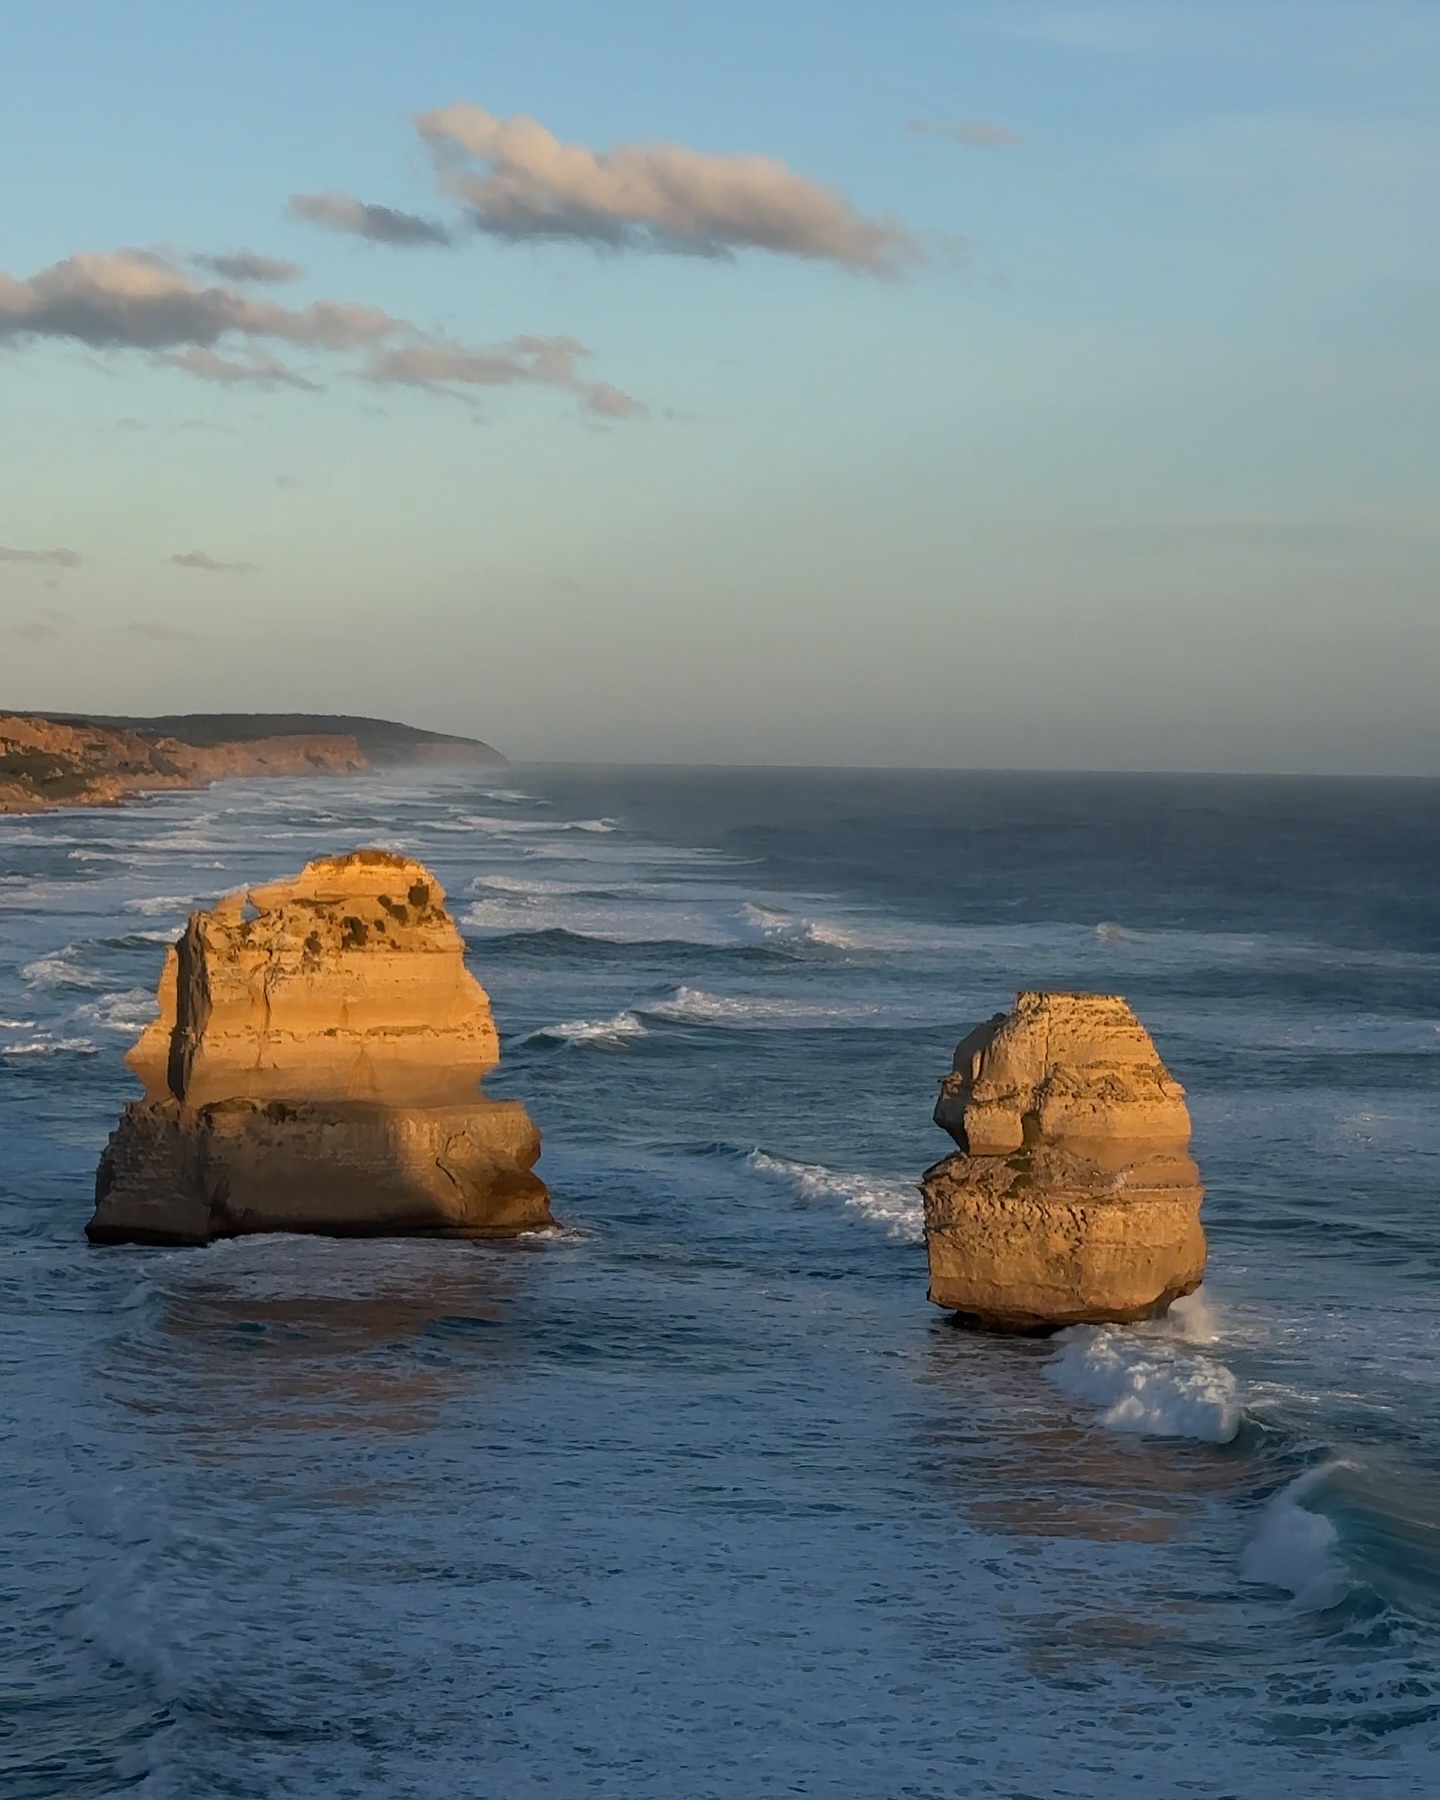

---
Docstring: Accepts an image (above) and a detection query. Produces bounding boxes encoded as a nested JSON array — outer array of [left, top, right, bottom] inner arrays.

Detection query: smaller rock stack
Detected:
[[922, 992, 1205, 1331], [88, 850, 550, 1245]]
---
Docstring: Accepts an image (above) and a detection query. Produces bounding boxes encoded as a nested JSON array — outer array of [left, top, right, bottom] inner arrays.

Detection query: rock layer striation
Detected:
[[922, 991, 1205, 1331], [88, 850, 550, 1245]]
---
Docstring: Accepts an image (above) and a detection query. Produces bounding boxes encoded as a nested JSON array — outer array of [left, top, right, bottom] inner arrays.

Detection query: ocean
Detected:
[[2, 765, 1437, 1798]]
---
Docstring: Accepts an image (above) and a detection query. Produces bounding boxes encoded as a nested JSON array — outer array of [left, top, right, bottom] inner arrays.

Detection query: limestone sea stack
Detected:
[[921, 992, 1205, 1331], [88, 850, 550, 1245]]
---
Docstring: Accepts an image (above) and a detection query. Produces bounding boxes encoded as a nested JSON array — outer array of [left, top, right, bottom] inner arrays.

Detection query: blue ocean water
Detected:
[[2, 766, 1437, 1799]]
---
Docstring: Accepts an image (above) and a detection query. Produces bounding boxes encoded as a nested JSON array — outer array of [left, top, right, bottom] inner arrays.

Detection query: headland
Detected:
[[0, 711, 504, 814]]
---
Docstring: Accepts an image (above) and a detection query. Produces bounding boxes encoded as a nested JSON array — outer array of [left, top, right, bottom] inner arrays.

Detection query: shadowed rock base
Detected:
[[87, 849, 551, 1247], [922, 992, 1206, 1332]]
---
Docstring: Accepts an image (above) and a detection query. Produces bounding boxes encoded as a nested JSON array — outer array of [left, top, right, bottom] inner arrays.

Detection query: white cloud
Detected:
[[415, 104, 917, 270], [0, 248, 644, 417]]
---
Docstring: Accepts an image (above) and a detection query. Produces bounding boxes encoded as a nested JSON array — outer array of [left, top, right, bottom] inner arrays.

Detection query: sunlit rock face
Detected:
[[921, 992, 1205, 1332], [88, 851, 550, 1245]]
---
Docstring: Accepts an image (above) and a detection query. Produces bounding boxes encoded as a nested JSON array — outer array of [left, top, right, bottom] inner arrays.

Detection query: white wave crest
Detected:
[[746, 1150, 924, 1243], [457, 814, 617, 836], [1094, 920, 1143, 943], [122, 893, 203, 916], [0, 1016, 37, 1029], [1240, 1466, 1350, 1610], [530, 1011, 648, 1047], [470, 873, 607, 897], [737, 902, 859, 949], [649, 986, 884, 1029], [1, 1035, 99, 1057], [1047, 1326, 1242, 1442], [21, 951, 100, 990], [76, 988, 160, 1034]]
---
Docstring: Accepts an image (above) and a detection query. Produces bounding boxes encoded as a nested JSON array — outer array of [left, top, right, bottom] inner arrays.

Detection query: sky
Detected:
[[2, 0, 1437, 772]]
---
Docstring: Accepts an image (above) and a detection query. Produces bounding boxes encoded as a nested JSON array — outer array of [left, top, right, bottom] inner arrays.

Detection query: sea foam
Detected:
[[1047, 1325, 1242, 1442], [529, 1011, 649, 1047]]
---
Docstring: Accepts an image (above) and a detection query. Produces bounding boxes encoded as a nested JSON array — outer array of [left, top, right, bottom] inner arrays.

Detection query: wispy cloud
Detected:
[[358, 333, 646, 416], [10, 605, 73, 643], [0, 248, 643, 416], [288, 192, 453, 246], [908, 118, 1025, 148], [169, 550, 257, 573], [400, 104, 917, 269], [194, 250, 302, 283], [0, 544, 82, 567], [158, 346, 323, 390]]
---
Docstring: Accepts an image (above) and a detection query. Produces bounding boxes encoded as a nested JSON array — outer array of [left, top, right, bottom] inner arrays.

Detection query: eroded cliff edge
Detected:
[[921, 991, 1206, 1331], [88, 850, 550, 1245]]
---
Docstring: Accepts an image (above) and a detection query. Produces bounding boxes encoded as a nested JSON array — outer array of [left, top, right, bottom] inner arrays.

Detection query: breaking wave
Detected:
[[75, 988, 159, 1034], [122, 894, 205, 916], [21, 950, 101, 991], [648, 986, 888, 1028], [746, 1150, 924, 1243], [1240, 1465, 1351, 1611], [1047, 1324, 1242, 1442], [528, 1011, 648, 1048], [1, 1035, 98, 1058]]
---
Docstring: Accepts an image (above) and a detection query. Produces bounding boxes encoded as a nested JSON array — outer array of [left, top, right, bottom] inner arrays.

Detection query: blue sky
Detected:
[[2, 1, 1437, 770]]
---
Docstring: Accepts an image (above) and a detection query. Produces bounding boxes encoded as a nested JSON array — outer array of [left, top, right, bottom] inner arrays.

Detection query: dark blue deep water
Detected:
[[2, 767, 1438, 1798]]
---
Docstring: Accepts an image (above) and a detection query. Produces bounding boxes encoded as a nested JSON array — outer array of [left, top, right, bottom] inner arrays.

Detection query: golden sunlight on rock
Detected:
[[88, 850, 551, 1245], [922, 991, 1206, 1331]]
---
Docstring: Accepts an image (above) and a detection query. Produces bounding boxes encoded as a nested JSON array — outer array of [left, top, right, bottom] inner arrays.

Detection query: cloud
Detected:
[[0, 250, 400, 352], [170, 550, 257, 573], [357, 332, 647, 416], [0, 544, 82, 567], [908, 118, 1025, 148], [158, 346, 322, 390], [194, 250, 302, 283], [289, 192, 453, 246], [0, 248, 643, 416], [584, 381, 648, 419], [11, 605, 72, 643], [129, 619, 204, 641], [414, 104, 917, 270]]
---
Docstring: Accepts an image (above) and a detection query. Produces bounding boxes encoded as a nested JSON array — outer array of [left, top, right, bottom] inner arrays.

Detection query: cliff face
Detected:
[[0, 713, 366, 812], [0, 712, 503, 814], [89, 851, 550, 1245], [921, 992, 1206, 1331]]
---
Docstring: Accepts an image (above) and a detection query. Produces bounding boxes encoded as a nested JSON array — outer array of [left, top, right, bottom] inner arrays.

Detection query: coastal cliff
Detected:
[[88, 850, 550, 1245], [0, 711, 503, 814]]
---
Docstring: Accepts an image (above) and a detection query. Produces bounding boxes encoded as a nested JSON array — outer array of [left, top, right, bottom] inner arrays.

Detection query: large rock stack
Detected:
[[88, 850, 550, 1245], [922, 992, 1205, 1331]]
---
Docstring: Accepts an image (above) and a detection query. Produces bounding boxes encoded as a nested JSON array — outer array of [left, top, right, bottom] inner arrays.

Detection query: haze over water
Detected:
[[3, 766, 1437, 1797]]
